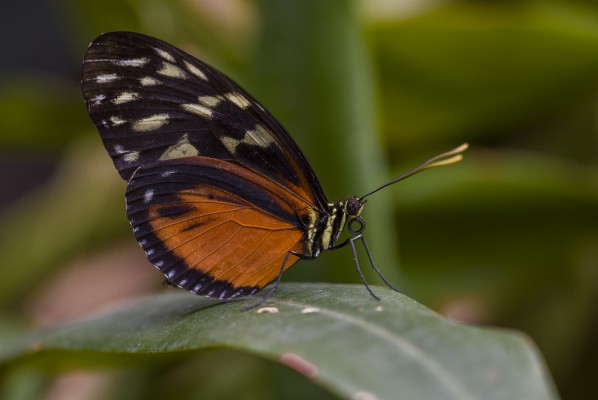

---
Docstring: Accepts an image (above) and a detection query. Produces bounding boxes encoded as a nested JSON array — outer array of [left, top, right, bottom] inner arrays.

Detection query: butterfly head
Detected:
[[345, 196, 366, 218], [344, 196, 367, 236]]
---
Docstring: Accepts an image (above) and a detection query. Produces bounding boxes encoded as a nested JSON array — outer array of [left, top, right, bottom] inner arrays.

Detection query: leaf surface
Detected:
[[0, 284, 558, 400]]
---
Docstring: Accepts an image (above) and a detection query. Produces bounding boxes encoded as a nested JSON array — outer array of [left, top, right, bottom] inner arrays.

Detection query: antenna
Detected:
[[361, 143, 469, 199]]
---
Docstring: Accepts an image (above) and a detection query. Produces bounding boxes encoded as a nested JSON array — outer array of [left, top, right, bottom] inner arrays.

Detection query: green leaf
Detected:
[[1, 284, 558, 400]]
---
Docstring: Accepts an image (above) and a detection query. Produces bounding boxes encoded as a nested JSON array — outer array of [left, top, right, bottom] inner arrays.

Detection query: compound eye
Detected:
[[348, 217, 365, 235], [346, 197, 364, 216]]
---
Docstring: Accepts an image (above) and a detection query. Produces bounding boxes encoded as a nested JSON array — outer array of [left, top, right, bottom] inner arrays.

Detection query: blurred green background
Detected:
[[0, 0, 596, 399]]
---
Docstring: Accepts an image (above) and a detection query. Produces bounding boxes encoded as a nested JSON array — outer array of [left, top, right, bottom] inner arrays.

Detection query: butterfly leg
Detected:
[[242, 251, 302, 311], [328, 237, 351, 250], [359, 236, 402, 293], [348, 236, 381, 301]]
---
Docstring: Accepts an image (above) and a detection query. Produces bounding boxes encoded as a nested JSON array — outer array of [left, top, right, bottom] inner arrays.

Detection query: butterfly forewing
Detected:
[[125, 157, 310, 298], [82, 31, 327, 210]]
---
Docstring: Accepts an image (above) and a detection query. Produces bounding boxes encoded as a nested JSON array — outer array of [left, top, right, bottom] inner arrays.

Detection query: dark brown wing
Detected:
[[82, 31, 328, 210]]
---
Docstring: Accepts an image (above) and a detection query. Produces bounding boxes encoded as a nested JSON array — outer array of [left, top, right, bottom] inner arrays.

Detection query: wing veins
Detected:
[[209, 229, 274, 282], [144, 206, 298, 240], [236, 240, 301, 287], [153, 218, 237, 255], [185, 226, 255, 273], [136, 206, 247, 238]]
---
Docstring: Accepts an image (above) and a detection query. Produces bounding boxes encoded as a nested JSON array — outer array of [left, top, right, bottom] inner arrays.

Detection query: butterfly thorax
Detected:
[[303, 196, 365, 258]]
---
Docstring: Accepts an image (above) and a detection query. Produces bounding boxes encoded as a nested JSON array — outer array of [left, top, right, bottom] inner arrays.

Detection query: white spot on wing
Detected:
[[220, 124, 278, 155], [183, 60, 208, 80], [157, 61, 187, 79], [109, 116, 126, 127], [225, 92, 251, 109], [131, 114, 169, 132], [91, 94, 106, 105], [167, 269, 176, 279], [155, 260, 164, 268], [197, 95, 222, 108], [95, 73, 119, 83], [123, 151, 140, 162], [114, 144, 139, 162], [140, 76, 159, 86], [159, 134, 199, 160], [181, 103, 212, 120], [114, 144, 126, 154], [153, 47, 175, 62], [113, 91, 140, 105], [161, 169, 177, 177], [221, 136, 241, 155], [144, 189, 154, 203], [115, 57, 149, 67], [245, 124, 277, 148]]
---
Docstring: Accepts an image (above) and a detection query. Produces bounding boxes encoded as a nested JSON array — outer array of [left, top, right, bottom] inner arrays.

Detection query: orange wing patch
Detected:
[[147, 190, 304, 289], [126, 157, 314, 299]]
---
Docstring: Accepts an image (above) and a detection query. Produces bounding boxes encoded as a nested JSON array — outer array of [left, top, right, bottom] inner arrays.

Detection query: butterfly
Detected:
[[82, 31, 467, 308]]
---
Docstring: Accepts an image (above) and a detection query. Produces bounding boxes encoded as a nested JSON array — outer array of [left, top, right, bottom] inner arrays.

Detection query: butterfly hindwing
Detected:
[[82, 31, 327, 209], [125, 156, 315, 299]]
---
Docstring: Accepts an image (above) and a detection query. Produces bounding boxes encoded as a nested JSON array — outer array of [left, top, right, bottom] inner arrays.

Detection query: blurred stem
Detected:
[[252, 0, 402, 286]]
